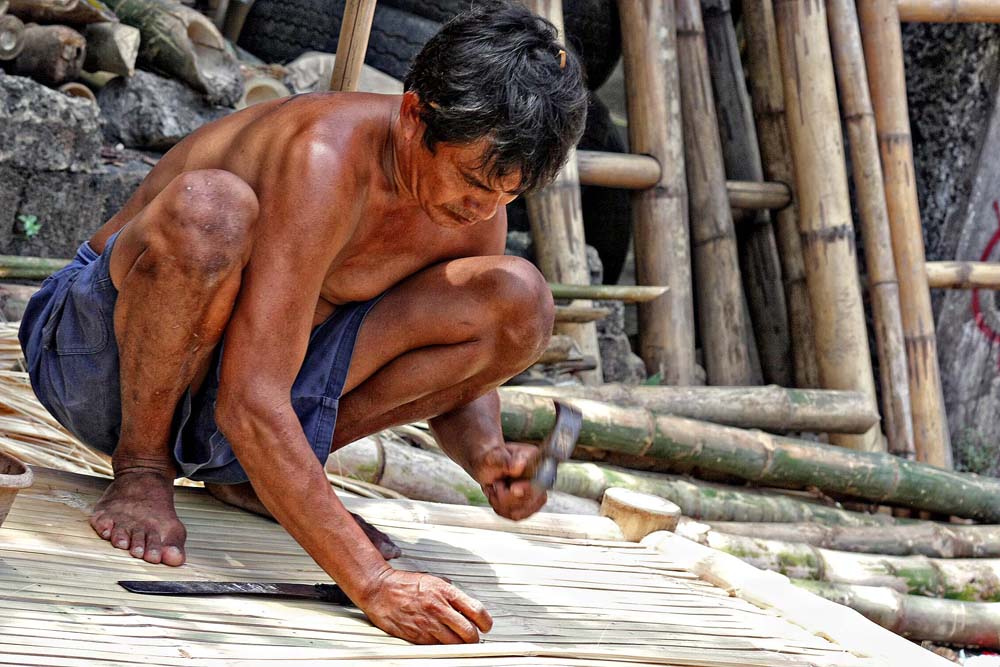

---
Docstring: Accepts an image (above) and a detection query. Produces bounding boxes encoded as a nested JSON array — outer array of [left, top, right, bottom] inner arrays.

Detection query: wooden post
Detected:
[[675, 0, 757, 385], [826, 0, 915, 459], [702, 0, 791, 387], [858, 0, 952, 468], [898, 0, 1000, 22], [522, 0, 602, 383], [618, 0, 697, 384], [0, 14, 24, 61], [742, 0, 820, 389], [328, 0, 377, 92], [773, 0, 882, 451]]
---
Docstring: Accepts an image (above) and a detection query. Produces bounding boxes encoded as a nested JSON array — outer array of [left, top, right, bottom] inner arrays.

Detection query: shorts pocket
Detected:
[[46, 271, 111, 357]]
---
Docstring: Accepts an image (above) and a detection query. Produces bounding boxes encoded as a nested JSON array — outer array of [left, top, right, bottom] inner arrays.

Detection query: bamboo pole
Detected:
[[725, 181, 791, 211], [858, 0, 951, 468], [697, 519, 1000, 558], [508, 384, 879, 433], [523, 0, 601, 384], [898, 0, 1000, 22], [0, 256, 69, 279], [826, 0, 915, 459], [676, 0, 757, 385], [11, 24, 86, 86], [702, 0, 790, 388], [618, 0, 696, 384], [0, 13, 23, 61], [677, 526, 1000, 601], [773, 0, 881, 451], [553, 305, 610, 323], [926, 261, 1000, 289], [499, 391, 1000, 521], [742, 0, 820, 389], [82, 22, 140, 77], [328, 0, 376, 92], [793, 580, 1000, 648], [548, 283, 667, 302]]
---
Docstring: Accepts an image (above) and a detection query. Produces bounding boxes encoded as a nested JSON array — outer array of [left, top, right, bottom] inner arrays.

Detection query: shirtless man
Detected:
[[17, 1, 587, 646]]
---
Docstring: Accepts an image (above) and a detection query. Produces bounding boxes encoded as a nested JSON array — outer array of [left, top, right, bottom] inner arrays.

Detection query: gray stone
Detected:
[[0, 72, 101, 172], [0, 158, 151, 258], [97, 70, 231, 151], [596, 300, 646, 384]]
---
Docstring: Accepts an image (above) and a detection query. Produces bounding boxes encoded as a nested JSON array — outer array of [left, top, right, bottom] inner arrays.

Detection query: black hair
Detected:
[[404, 0, 588, 194]]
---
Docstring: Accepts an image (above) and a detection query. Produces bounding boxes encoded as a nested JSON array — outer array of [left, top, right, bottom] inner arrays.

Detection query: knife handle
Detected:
[[314, 583, 354, 606]]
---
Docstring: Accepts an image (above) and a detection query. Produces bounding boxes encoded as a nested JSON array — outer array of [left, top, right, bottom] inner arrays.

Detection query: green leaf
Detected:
[[16, 214, 41, 238], [642, 372, 663, 386]]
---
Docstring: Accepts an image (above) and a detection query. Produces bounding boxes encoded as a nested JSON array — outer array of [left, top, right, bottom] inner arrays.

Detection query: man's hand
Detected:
[[362, 569, 493, 644], [472, 442, 548, 521]]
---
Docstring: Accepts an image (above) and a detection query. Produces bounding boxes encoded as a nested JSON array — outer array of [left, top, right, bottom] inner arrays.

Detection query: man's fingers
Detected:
[[504, 443, 541, 478], [430, 624, 468, 645], [438, 602, 481, 643], [446, 586, 493, 633]]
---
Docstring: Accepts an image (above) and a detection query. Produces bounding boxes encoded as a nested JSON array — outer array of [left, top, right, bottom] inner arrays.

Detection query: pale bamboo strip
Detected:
[[858, 0, 952, 467], [826, 0, 915, 458], [742, 0, 820, 389], [676, 0, 757, 385], [773, 0, 882, 451], [328, 0, 377, 92], [898, 0, 1000, 22], [618, 0, 697, 384]]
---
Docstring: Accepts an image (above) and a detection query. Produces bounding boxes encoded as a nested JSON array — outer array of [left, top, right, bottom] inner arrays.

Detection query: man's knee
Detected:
[[152, 169, 259, 278], [478, 257, 554, 368]]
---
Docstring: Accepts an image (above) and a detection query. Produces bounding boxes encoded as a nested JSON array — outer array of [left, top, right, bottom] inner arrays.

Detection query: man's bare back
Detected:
[[20, 1, 587, 645]]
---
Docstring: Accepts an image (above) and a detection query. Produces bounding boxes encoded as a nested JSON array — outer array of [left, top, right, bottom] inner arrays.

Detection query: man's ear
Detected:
[[398, 91, 424, 142]]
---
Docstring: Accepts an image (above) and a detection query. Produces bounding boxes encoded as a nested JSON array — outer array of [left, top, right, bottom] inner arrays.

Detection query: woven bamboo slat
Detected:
[[676, 0, 757, 386], [773, 0, 882, 451], [858, 0, 952, 468], [618, 0, 697, 384], [826, 0, 915, 459], [741, 0, 820, 389]]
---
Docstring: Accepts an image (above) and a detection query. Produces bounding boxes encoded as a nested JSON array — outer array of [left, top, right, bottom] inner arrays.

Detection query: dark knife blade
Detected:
[[118, 580, 354, 606]]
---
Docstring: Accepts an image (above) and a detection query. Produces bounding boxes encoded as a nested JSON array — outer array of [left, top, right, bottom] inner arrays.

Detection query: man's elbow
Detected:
[[214, 386, 288, 451]]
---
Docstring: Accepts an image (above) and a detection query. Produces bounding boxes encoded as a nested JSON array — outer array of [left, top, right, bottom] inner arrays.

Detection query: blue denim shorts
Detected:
[[18, 231, 381, 484]]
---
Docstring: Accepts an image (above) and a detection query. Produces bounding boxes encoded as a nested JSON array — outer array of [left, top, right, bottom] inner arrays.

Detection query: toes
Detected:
[[90, 513, 114, 540], [143, 532, 162, 565], [161, 523, 187, 566], [110, 524, 131, 551], [129, 528, 146, 558], [161, 545, 185, 567]]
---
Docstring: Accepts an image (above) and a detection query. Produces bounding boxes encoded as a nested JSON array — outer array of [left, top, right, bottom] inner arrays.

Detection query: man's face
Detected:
[[411, 137, 524, 229]]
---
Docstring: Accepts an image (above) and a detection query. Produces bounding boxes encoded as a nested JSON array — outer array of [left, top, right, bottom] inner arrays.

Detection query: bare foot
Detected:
[[90, 469, 187, 566], [205, 482, 402, 559]]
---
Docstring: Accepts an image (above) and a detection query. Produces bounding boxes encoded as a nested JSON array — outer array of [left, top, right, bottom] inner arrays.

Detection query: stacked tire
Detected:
[[238, 0, 631, 282]]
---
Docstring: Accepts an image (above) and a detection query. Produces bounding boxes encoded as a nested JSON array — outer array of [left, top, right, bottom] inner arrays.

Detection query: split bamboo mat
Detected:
[[0, 467, 892, 667]]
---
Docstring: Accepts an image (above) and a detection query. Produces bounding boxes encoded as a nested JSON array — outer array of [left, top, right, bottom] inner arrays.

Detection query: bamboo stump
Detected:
[[826, 0, 915, 459], [741, 0, 819, 390], [328, 0, 376, 92], [0, 13, 24, 61], [773, 0, 882, 451], [676, 0, 757, 386], [858, 0, 952, 468], [618, 0, 697, 384], [703, 0, 791, 387], [523, 0, 601, 383], [11, 24, 85, 86], [83, 22, 139, 76], [600, 487, 680, 542]]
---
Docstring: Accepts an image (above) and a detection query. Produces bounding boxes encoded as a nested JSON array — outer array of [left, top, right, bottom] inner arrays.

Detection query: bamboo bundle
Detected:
[[328, 433, 601, 515], [742, 0, 819, 389], [523, 0, 601, 384], [773, 0, 881, 451], [676, 0, 757, 386], [898, 0, 1000, 22], [508, 384, 878, 433], [858, 0, 951, 468], [678, 525, 1000, 601], [696, 519, 1000, 558], [618, 0, 697, 384], [826, 0, 915, 459], [104, 0, 242, 104], [703, 0, 791, 387], [7, 0, 116, 24], [82, 21, 138, 76], [0, 13, 23, 61], [328, 0, 376, 92], [499, 391, 1000, 522], [11, 24, 86, 85], [793, 580, 1000, 648], [553, 460, 897, 525], [926, 261, 1000, 289]]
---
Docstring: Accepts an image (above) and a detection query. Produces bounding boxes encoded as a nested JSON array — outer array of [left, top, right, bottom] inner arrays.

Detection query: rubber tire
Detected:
[[378, 0, 621, 90], [238, 1, 439, 81], [505, 94, 631, 284]]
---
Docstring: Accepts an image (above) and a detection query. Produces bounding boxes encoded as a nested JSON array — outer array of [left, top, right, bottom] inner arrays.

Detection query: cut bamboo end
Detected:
[[898, 0, 1000, 22], [600, 487, 681, 542], [83, 22, 139, 77], [58, 81, 96, 104], [926, 261, 1000, 289], [0, 13, 24, 61], [238, 75, 291, 109]]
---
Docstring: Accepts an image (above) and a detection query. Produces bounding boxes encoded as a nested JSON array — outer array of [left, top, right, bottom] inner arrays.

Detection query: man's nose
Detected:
[[464, 192, 506, 219]]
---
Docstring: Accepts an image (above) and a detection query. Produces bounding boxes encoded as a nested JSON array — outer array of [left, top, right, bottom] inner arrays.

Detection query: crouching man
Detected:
[[18, 0, 586, 645]]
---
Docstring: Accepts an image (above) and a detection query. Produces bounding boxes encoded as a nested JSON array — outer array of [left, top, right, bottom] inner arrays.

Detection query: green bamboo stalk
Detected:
[[0, 255, 70, 279], [499, 390, 1000, 522]]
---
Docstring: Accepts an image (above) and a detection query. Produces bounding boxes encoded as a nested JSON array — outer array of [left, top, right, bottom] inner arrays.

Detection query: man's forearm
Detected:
[[428, 390, 505, 478]]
